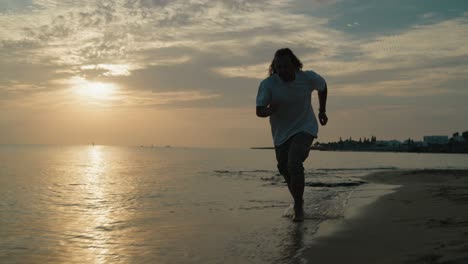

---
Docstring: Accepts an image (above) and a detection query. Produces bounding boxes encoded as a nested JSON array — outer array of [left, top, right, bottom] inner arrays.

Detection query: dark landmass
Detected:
[[316, 139, 468, 154], [251, 132, 468, 154]]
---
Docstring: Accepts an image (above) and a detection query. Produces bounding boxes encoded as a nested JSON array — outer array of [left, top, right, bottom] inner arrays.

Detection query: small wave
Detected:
[[260, 176, 367, 188], [95, 221, 130, 232], [247, 199, 288, 204], [8, 246, 29, 250], [69, 234, 94, 240], [128, 243, 146, 247], [214, 169, 275, 174], [95, 225, 113, 231], [214, 168, 370, 190], [239, 204, 289, 210], [316, 167, 398, 171], [260, 176, 282, 181], [239, 200, 289, 210], [57, 203, 82, 207], [305, 180, 367, 187], [213, 170, 278, 182]]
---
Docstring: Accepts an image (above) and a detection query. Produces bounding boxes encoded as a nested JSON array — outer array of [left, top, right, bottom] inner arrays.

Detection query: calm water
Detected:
[[1, 145, 467, 264]]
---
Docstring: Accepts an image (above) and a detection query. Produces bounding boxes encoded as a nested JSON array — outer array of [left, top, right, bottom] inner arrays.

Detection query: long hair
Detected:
[[268, 48, 303, 76]]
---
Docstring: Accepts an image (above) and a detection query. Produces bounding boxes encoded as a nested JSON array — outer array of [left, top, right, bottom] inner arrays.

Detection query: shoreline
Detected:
[[251, 147, 468, 155], [302, 169, 468, 264]]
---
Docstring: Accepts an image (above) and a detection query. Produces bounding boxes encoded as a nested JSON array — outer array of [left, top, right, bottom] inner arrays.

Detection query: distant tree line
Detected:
[[312, 131, 468, 154]]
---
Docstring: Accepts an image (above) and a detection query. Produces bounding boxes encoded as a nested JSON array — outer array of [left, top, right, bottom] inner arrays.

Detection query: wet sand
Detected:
[[303, 169, 468, 264]]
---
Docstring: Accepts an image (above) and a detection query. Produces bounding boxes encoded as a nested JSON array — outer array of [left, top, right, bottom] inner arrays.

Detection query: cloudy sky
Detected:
[[1, 0, 467, 148]]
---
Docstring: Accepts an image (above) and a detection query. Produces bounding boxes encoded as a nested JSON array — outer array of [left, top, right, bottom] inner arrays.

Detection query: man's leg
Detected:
[[275, 139, 293, 194], [287, 132, 314, 221]]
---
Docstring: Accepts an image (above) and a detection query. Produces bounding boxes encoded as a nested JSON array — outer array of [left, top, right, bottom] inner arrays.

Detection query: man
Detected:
[[256, 48, 328, 222]]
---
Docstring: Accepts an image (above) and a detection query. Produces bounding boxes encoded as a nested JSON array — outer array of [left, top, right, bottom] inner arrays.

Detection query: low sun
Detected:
[[72, 77, 117, 100], [78, 82, 115, 99]]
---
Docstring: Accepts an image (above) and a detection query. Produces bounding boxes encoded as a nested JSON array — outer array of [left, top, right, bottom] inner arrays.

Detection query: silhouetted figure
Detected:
[[256, 48, 328, 222]]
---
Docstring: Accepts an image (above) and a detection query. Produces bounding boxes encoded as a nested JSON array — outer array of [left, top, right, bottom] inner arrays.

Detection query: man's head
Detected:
[[269, 48, 303, 82]]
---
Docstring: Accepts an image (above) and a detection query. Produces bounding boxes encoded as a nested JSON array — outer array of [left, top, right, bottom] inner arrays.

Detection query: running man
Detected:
[[256, 48, 328, 222]]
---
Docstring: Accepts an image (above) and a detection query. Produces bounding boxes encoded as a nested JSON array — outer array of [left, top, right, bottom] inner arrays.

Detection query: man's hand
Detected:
[[256, 104, 278, 118], [318, 112, 328, 126]]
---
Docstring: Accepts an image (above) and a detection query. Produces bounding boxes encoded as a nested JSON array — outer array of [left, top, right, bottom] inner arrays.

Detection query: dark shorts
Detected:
[[274, 131, 314, 182]]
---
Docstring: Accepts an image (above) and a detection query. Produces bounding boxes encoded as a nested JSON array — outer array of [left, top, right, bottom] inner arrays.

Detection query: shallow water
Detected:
[[1, 145, 467, 263]]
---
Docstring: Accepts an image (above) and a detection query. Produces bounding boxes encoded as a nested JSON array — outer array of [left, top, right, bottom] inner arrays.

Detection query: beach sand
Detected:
[[303, 169, 468, 264]]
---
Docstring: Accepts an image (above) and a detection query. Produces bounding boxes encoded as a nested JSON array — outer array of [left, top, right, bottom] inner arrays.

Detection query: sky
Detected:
[[1, 0, 467, 148]]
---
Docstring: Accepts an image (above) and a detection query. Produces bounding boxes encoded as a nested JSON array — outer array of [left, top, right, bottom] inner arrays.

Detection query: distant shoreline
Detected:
[[250, 147, 468, 154]]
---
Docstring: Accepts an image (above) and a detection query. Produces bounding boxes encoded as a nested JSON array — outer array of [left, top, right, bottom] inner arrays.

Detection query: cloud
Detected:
[[1, 0, 468, 111], [299, 14, 468, 97], [81, 64, 132, 76], [362, 16, 468, 60], [115, 90, 221, 108], [1, 0, 344, 110], [213, 64, 269, 79]]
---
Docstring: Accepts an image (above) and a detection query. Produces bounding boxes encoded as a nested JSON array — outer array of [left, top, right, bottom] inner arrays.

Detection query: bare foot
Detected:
[[293, 208, 304, 222]]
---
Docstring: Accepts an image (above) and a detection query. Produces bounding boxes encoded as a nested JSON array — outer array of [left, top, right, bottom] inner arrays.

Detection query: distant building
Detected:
[[423, 135, 449, 145], [462, 131, 468, 141], [402, 139, 426, 149], [416, 141, 425, 147], [453, 136, 465, 142], [376, 140, 401, 147], [450, 132, 465, 142]]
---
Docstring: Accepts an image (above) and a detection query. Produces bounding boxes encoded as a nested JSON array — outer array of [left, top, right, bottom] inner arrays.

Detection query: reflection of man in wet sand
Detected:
[[256, 48, 328, 222]]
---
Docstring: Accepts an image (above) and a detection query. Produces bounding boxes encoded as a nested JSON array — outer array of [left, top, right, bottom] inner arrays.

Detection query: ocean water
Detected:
[[1, 145, 467, 264]]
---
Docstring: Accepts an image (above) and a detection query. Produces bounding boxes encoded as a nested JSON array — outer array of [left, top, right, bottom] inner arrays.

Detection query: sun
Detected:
[[72, 77, 117, 100], [78, 82, 115, 99]]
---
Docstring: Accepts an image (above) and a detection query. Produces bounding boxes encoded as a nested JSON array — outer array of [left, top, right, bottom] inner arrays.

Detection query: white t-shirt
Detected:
[[256, 70, 326, 146]]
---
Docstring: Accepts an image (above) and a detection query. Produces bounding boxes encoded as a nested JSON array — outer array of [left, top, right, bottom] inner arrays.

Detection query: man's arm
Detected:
[[318, 83, 327, 113], [318, 83, 328, 126], [256, 105, 277, 118]]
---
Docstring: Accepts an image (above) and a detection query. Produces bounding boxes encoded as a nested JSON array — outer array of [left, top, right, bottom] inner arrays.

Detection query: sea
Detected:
[[1, 145, 467, 264]]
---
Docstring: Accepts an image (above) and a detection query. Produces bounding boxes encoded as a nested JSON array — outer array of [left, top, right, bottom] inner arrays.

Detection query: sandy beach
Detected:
[[303, 169, 468, 264]]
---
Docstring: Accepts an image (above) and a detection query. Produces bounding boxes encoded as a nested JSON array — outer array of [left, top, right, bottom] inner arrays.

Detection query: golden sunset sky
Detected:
[[1, 0, 467, 148]]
